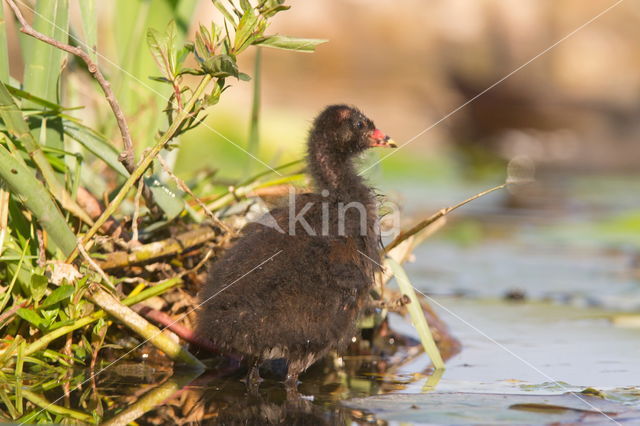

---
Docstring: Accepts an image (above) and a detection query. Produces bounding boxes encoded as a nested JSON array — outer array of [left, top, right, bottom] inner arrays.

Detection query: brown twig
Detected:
[[0, 301, 27, 328], [76, 238, 114, 289], [131, 180, 144, 243], [87, 283, 205, 368], [384, 183, 507, 253], [35, 228, 46, 267], [156, 155, 230, 233]]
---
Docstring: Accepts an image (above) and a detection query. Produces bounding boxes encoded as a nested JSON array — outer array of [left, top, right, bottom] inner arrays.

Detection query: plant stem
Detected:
[[101, 372, 199, 426], [87, 285, 204, 369], [21, 389, 95, 423], [387, 258, 444, 369], [384, 183, 507, 253], [246, 47, 262, 175]]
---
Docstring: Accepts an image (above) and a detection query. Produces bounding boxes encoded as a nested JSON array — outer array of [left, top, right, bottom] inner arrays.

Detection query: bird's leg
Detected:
[[245, 359, 262, 394], [370, 294, 411, 312]]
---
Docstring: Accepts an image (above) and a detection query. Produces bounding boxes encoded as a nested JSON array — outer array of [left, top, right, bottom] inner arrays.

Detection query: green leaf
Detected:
[[40, 285, 74, 308], [147, 27, 174, 82], [177, 67, 204, 76], [233, 8, 260, 53], [39, 307, 60, 328], [261, 5, 290, 18], [202, 54, 239, 78], [212, 1, 238, 27], [30, 274, 49, 303], [143, 175, 185, 221], [239, 0, 252, 13], [46, 319, 76, 332], [194, 23, 215, 63], [166, 20, 177, 75], [148, 75, 172, 83], [22, 0, 69, 108], [255, 35, 328, 52], [17, 308, 44, 328], [6, 85, 65, 111], [175, 45, 192, 74], [0, 81, 94, 226]]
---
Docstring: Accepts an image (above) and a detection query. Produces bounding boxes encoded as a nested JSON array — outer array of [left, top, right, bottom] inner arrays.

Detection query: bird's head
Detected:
[[310, 105, 396, 158]]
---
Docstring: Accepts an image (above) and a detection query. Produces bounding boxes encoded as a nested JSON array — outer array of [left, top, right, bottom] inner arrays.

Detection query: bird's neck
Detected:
[[308, 145, 371, 203]]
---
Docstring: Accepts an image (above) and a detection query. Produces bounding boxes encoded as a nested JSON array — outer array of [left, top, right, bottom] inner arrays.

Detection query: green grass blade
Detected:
[[0, 81, 93, 225], [15, 339, 25, 415], [5, 84, 65, 111], [64, 124, 129, 177], [21, 0, 69, 161], [0, 144, 76, 256], [387, 258, 445, 369], [0, 1, 10, 82], [22, 0, 69, 109], [78, 0, 97, 63], [0, 239, 28, 314]]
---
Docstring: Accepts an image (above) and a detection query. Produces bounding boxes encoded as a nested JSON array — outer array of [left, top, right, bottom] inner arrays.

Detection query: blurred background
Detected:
[[177, 0, 640, 180], [173, 0, 640, 254]]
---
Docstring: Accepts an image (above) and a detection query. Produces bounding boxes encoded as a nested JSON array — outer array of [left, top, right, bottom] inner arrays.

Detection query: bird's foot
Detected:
[[284, 373, 300, 400]]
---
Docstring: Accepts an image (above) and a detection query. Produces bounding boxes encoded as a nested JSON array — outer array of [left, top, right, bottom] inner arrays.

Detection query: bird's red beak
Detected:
[[369, 129, 397, 148]]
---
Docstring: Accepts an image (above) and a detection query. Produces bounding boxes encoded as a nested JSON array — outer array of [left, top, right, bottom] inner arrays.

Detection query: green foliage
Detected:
[[146, 0, 325, 139], [0, 1, 324, 422]]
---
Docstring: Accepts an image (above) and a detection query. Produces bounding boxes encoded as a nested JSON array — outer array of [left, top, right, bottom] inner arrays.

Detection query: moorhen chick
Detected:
[[195, 105, 396, 389]]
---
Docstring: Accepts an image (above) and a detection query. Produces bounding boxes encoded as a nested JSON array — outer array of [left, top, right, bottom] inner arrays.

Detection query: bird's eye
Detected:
[[355, 121, 364, 129]]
